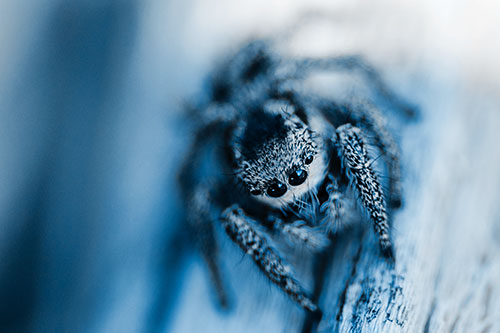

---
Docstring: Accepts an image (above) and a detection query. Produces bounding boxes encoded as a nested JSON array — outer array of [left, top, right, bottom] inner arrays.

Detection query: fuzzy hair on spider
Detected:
[[179, 39, 416, 318], [232, 101, 328, 209]]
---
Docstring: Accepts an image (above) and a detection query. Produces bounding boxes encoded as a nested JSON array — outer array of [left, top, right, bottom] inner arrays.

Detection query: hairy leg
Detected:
[[335, 124, 394, 259], [178, 102, 244, 309], [307, 97, 404, 208], [221, 205, 319, 312], [320, 174, 347, 234], [218, 40, 277, 85], [348, 101, 403, 208], [267, 216, 330, 251], [295, 55, 418, 118], [187, 185, 230, 309]]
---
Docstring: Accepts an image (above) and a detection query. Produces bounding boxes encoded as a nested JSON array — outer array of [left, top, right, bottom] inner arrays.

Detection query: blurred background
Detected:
[[1, 0, 499, 332]]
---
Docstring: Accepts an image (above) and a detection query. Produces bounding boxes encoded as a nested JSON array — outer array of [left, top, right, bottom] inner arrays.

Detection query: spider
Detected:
[[178, 39, 416, 316]]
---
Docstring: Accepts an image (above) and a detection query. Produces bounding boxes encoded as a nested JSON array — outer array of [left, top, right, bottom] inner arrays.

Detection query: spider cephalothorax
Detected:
[[233, 102, 327, 208], [179, 39, 416, 318]]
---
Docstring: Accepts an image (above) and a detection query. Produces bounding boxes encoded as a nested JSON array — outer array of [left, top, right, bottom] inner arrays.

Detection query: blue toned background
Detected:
[[1, 0, 500, 332]]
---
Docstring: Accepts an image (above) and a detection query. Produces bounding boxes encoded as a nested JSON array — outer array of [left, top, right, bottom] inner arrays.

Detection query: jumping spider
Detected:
[[179, 39, 416, 315]]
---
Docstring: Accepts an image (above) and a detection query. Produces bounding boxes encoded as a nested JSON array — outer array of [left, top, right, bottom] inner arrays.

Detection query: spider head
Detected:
[[233, 102, 327, 208]]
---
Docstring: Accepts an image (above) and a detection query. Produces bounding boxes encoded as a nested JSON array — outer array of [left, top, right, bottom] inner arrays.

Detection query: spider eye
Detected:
[[305, 155, 314, 165], [266, 181, 287, 198], [288, 169, 308, 186], [250, 189, 262, 196]]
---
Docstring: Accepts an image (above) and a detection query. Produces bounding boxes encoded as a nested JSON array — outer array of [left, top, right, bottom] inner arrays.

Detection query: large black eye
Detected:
[[266, 181, 287, 198], [305, 155, 314, 165], [288, 169, 308, 186], [250, 189, 262, 196]]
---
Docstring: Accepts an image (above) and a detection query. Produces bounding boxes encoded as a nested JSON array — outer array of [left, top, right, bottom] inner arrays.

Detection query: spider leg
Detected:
[[187, 185, 230, 309], [268, 216, 330, 251], [295, 56, 418, 118], [349, 101, 403, 208], [220, 205, 319, 313], [179, 120, 236, 309], [335, 124, 394, 259], [320, 174, 347, 234], [214, 39, 277, 89]]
